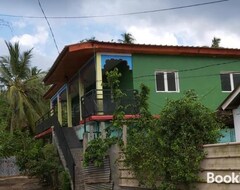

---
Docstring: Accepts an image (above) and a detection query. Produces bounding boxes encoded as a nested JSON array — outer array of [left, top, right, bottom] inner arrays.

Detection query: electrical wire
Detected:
[[0, 0, 229, 20], [38, 0, 60, 54], [0, 19, 14, 36], [134, 59, 240, 80]]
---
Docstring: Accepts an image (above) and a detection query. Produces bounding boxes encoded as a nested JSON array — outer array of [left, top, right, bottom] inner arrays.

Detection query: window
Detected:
[[155, 71, 179, 92], [220, 72, 240, 92]]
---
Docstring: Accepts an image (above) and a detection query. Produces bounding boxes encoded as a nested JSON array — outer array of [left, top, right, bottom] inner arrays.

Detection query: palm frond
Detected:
[[2, 41, 47, 131]]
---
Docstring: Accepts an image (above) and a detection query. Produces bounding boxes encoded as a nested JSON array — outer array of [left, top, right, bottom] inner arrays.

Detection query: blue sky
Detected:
[[0, 0, 240, 71]]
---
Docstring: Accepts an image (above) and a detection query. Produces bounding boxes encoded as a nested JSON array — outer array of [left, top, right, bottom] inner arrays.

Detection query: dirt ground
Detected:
[[0, 176, 52, 190]]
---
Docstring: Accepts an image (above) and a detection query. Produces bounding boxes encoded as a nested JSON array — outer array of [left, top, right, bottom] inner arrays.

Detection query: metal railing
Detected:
[[35, 108, 56, 134], [52, 116, 75, 187], [35, 111, 76, 188], [81, 89, 138, 118]]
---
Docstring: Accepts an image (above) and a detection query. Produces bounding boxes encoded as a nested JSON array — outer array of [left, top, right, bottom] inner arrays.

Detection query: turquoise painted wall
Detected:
[[219, 128, 236, 143], [132, 54, 240, 114]]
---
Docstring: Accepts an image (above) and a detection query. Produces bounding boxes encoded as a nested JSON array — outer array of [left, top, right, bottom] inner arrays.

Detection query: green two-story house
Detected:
[[36, 41, 240, 140], [34, 41, 240, 189]]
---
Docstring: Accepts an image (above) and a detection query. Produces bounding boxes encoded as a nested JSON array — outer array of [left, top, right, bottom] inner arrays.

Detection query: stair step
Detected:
[[204, 143, 240, 157]]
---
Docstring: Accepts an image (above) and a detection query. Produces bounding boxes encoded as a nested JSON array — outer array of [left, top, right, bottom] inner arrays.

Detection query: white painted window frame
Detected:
[[155, 71, 180, 93], [221, 72, 240, 93]]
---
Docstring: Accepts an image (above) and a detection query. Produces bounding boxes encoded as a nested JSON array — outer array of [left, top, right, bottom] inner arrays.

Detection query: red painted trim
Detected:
[[34, 128, 52, 139], [79, 114, 159, 124]]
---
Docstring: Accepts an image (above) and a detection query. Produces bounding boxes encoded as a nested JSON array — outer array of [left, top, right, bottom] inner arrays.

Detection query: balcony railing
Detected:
[[35, 108, 56, 134], [81, 89, 138, 118]]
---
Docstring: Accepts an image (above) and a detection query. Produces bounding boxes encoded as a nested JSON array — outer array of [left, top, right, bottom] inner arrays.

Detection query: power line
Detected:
[[0, 19, 14, 36], [0, 0, 229, 20], [38, 0, 60, 54], [134, 59, 240, 79], [179, 59, 240, 72]]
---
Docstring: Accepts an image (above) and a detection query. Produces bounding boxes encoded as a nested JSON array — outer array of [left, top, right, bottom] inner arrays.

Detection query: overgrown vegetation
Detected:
[[125, 90, 223, 190], [0, 129, 71, 189], [0, 41, 70, 189], [83, 68, 125, 167], [83, 137, 119, 167], [83, 68, 223, 190]]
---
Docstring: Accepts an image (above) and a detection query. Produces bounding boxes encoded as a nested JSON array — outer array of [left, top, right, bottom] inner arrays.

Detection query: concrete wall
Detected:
[[58, 132, 240, 189], [117, 142, 240, 190]]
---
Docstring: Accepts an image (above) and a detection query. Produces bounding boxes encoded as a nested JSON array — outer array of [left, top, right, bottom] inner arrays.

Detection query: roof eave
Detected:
[[219, 85, 240, 110], [43, 45, 69, 84]]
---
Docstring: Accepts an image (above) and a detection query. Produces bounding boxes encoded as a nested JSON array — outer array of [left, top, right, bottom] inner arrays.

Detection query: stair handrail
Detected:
[[35, 108, 56, 127], [52, 117, 75, 189]]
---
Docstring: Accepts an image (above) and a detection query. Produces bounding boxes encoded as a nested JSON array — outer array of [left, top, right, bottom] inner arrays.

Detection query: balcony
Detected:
[[81, 89, 138, 119], [35, 108, 56, 135]]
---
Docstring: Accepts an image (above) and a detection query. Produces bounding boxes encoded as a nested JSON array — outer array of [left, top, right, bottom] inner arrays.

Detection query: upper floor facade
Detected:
[[43, 41, 240, 128]]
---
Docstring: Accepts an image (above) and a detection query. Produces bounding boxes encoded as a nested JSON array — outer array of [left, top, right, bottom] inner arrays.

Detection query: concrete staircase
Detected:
[[118, 152, 140, 188], [53, 126, 83, 190]]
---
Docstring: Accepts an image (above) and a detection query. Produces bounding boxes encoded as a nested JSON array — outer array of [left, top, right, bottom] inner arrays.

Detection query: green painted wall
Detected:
[[132, 54, 240, 114], [102, 62, 133, 90]]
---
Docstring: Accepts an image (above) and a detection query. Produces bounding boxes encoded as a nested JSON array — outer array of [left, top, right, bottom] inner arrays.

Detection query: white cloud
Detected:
[[12, 19, 27, 29], [204, 31, 240, 49], [31, 50, 55, 71], [0, 38, 8, 55], [10, 27, 49, 48], [128, 26, 178, 45]]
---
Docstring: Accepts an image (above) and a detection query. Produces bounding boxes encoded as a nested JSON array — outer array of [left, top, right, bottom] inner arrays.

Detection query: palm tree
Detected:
[[80, 36, 97, 43], [118, 32, 135, 44], [211, 37, 221, 48], [0, 41, 47, 133]]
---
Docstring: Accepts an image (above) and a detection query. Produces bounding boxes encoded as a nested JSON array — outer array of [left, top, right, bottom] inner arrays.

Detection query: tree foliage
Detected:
[[80, 36, 97, 43], [83, 68, 222, 189], [0, 129, 70, 189], [0, 41, 48, 133], [125, 90, 223, 190], [211, 37, 221, 48], [118, 32, 135, 44], [0, 93, 10, 129], [83, 137, 119, 167], [83, 68, 125, 167]]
